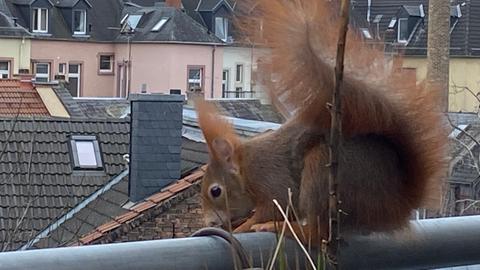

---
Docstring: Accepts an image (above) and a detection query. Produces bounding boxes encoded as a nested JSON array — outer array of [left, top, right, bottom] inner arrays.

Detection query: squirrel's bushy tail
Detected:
[[239, 0, 448, 209]]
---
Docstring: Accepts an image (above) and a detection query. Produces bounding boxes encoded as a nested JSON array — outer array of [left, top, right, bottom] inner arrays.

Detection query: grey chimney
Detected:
[[129, 93, 184, 202]]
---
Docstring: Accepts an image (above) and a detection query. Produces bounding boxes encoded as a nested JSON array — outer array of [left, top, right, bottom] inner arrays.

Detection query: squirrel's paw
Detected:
[[250, 221, 278, 232]]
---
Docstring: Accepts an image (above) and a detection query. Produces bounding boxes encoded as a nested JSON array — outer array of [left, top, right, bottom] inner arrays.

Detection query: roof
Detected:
[[33, 166, 205, 248], [2, 0, 222, 44], [75, 98, 130, 119], [0, 117, 130, 251], [0, 79, 50, 116], [351, 0, 480, 56], [56, 91, 284, 123], [55, 0, 92, 8], [117, 5, 222, 44], [0, 1, 30, 37], [26, 104, 282, 249]]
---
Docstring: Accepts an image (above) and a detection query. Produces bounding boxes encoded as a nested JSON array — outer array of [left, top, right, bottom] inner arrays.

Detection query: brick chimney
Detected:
[[165, 0, 182, 9], [129, 93, 184, 202]]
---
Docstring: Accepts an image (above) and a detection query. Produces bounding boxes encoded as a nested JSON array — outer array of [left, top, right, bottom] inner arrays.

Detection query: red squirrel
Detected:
[[196, 0, 448, 243]]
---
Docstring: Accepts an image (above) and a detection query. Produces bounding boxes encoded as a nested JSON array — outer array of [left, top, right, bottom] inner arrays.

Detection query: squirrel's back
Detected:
[[240, 0, 448, 212]]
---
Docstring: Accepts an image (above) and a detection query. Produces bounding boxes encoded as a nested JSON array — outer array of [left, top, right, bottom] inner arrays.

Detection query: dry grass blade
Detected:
[[272, 199, 316, 270]]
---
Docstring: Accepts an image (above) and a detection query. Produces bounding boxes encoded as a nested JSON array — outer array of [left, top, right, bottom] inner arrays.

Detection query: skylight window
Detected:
[[388, 17, 397, 28], [70, 135, 103, 170], [361, 28, 372, 39], [127, 14, 142, 29], [151, 17, 169, 32]]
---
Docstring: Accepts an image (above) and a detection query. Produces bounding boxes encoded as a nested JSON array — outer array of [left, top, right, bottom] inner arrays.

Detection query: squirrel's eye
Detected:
[[210, 185, 222, 198]]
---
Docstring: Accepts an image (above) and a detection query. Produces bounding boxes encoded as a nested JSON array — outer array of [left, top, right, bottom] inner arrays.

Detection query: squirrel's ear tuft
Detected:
[[194, 98, 239, 163]]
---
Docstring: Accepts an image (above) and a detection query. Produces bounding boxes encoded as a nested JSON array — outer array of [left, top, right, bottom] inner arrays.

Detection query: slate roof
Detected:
[[25, 104, 282, 249], [0, 0, 30, 37], [33, 166, 205, 248], [75, 98, 130, 119], [0, 80, 50, 116], [4, 0, 123, 41], [2, 0, 222, 43], [351, 0, 480, 56], [116, 5, 222, 44], [26, 131, 209, 249], [0, 117, 130, 251], [56, 92, 284, 123]]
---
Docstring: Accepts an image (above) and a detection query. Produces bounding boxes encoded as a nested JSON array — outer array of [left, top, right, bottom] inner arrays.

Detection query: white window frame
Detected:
[[58, 63, 66, 75], [67, 63, 81, 97], [222, 69, 230, 97], [73, 9, 87, 35], [151, 17, 169, 32], [32, 8, 48, 33], [187, 66, 204, 92], [0, 61, 10, 79], [235, 64, 244, 83], [215, 16, 228, 41], [34, 62, 50, 82], [397, 18, 409, 43], [99, 55, 114, 73]]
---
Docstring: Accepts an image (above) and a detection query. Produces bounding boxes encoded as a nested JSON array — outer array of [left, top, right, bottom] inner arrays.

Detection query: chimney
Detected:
[[165, 0, 182, 9], [128, 93, 184, 202]]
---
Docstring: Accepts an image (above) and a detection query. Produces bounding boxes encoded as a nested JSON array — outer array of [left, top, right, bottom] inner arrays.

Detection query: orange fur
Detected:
[[196, 0, 448, 241]]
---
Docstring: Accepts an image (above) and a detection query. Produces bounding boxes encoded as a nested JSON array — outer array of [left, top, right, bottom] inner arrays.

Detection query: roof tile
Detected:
[[147, 191, 174, 203], [167, 180, 192, 193]]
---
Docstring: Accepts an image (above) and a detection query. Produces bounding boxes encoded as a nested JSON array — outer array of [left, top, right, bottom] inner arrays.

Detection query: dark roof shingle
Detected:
[[0, 117, 130, 250]]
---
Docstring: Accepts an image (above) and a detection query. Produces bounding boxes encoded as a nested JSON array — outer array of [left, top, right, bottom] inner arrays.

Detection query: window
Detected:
[[360, 28, 372, 39], [397, 18, 409, 43], [235, 64, 243, 83], [99, 55, 114, 73], [151, 17, 169, 32], [58, 63, 66, 75], [235, 87, 243, 98], [215, 17, 228, 41], [32, 8, 48, 33], [127, 14, 142, 29], [67, 63, 81, 97], [0, 61, 10, 79], [73, 10, 87, 35], [187, 66, 203, 92], [34, 63, 50, 82], [222, 69, 229, 97], [70, 135, 103, 170]]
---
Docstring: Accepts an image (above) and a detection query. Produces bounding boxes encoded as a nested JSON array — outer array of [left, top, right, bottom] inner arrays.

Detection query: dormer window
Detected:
[[73, 10, 87, 35], [32, 8, 48, 33], [215, 17, 228, 41], [397, 18, 409, 43]]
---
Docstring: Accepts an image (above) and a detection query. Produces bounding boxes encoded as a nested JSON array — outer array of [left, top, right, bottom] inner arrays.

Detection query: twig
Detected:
[[272, 199, 317, 270], [327, 0, 350, 267]]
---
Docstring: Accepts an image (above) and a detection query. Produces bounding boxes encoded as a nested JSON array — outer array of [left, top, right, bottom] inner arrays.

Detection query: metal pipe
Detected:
[[339, 215, 480, 270], [0, 216, 479, 270]]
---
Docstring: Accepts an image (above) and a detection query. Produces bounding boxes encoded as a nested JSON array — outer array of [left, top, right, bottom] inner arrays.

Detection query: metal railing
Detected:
[[0, 216, 479, 270], [222, 90, 256, 99]]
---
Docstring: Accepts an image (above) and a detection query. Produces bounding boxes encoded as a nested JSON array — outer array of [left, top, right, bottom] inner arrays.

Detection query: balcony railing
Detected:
[[222, 90, 256, 99], [0, 216, 480, 270]]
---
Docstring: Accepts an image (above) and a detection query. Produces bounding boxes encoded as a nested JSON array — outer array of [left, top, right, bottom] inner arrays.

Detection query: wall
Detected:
[[222, 46, 270, 103], [31, 39, 116, 96], [116, 43, 223, 98], [403, 57, 480, 112], [0, 37, 31, 74]]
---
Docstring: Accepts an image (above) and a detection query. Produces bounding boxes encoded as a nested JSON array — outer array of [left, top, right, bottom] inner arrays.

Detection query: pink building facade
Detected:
[[31, 40, 224, 98]]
